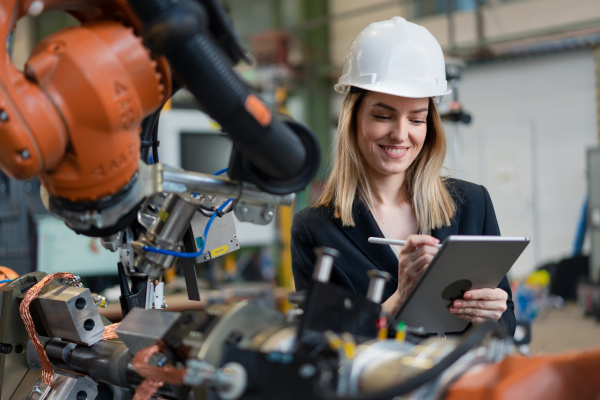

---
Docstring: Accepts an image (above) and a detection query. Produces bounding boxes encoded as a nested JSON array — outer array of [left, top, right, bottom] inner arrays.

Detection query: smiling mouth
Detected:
[[380, 145, 408, 155]]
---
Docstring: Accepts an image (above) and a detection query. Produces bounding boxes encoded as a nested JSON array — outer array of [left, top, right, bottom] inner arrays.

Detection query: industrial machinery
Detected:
[[0, 0, 600, 399], [2, 250, 599, 400]]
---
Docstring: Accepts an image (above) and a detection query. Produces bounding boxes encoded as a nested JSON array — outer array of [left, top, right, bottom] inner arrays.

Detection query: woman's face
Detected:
[[356, 92, 429, 179]]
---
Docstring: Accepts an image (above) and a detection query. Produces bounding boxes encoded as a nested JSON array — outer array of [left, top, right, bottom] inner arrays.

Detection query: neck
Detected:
[[365, 167, 407, 207]]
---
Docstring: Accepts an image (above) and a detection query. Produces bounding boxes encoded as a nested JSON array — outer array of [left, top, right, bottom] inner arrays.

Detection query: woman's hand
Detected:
[[449, 288, 507, 323], [382, 234, 439, 315]]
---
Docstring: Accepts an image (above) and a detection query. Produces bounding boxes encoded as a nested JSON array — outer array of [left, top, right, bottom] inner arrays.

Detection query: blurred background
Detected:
[[4, 0, 600, 354]]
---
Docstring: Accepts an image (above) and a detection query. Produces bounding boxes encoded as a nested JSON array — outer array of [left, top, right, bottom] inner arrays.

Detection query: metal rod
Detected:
[[312, 247, 339, 283], [162, 168, 294, 206], [366, 270, 392, 303]]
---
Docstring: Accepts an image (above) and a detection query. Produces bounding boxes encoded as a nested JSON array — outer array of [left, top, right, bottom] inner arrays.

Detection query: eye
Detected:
[[410, 119, 426, 126], [372, 114, 391, 121]]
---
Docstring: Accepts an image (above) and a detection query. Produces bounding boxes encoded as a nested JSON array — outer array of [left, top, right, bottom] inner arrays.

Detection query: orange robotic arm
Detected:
[[0, 0, 171, 203]]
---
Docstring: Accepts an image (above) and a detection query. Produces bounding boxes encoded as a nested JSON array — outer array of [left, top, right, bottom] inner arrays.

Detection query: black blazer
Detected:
[[291, 178, 516, 336]]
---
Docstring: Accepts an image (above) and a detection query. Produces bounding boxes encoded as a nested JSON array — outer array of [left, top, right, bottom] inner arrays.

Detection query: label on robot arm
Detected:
[[158, 209, 169, 222], [210, 245, 229, 258]]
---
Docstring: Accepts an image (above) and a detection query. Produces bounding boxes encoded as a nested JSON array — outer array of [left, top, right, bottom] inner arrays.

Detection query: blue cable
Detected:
[[0, 279, 11, 284], [142, 198, 233, 258], [193, 168, 227, 197], [572, 195, 588, 256]]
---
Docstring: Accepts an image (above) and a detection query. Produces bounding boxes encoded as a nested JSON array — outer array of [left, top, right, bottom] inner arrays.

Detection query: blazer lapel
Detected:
[[333, 201, 399, 286], [432, 219, 459, 242]]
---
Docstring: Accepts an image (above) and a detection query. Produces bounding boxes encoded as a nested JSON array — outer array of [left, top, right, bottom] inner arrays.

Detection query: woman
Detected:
[[291, 17, 515, 336]]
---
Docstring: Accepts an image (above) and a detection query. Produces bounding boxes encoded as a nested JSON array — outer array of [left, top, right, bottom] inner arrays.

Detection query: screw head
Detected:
[[344, 298, 354, 309], [262, 210, 274, 222], [298, 364, 316, 378], [0, 110, 8, 122], [20, 150, 30, 159]]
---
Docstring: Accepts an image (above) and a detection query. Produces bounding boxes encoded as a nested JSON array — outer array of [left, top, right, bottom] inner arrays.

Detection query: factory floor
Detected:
[[529, 301, 600, 355]]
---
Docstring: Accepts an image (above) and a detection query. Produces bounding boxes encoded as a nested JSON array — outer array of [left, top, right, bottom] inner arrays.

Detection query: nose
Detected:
[[389, 119, 409, 142]]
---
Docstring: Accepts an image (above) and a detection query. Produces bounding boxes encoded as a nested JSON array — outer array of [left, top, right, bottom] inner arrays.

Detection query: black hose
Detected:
[[140, 74, 182, 164], [151, 112, 160, 163], [321, 321, 505, 400], [127, 0, 320, 195], [140, 110, 160, 163]]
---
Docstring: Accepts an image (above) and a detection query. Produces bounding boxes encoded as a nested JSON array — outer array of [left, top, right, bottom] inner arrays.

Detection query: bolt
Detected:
[[344, 298, 353, 310], [0, 110, 8, 122], [262, 210, 274, 222], [27, 0, 44, 16], [240, 207, 248, 214], [20, 150, 30, 159], [298, 364, 316, 379]]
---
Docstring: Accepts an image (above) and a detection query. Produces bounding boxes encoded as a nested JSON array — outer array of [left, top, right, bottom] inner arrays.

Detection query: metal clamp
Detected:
[[26, 380, 52, 400]]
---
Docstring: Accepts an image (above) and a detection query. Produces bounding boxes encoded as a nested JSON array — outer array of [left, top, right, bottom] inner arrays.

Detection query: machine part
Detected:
[[445, 347, 600, 400], [297, 280, 381, 340], [48, 374, 98, 400], [129, 0, 320, 195], [145, 281, 154, 309], [189, 196, 239, 262], [26, 379, 51, 400], [44, 174, 145, 237], [0, 272, 47, 400], [103, 228, 135, 274], [33, 337, 132, 389], [117, 265, 148, 317], [34, 285, 105, 345], [0, 1, 170, 190], [27, 337, 184, 398], [134, 192, 199, 280], [356, 337, 460, 395], [312, 247, 340, 284], [141, 162, 295, 215], [159, 310, 220, 362], [184, 360, 247, 400], [153, 281, 166, 309], [334, 16, 451, 100], [130, 344, 185, 386], [181, 228, 202, 301], [366, 270, 392, 304], [234, 202, 278, 225], [185, 302, 286, 367], [20, 273, 81, 386], [114, 308, 181, 356], [346, 339, 416, 395], [92, 294, 108, 308], [320, 321, 507, 400]]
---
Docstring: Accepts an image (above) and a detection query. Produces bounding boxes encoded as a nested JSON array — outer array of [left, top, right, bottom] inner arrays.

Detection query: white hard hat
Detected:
[[334, 16, 451, 100]]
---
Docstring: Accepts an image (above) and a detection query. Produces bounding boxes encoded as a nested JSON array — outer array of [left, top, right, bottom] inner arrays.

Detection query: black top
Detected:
[[291, 178, 516, 336]]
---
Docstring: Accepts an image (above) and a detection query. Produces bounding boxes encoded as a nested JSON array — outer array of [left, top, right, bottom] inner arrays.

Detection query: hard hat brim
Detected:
[[334, 83, 452, 100]]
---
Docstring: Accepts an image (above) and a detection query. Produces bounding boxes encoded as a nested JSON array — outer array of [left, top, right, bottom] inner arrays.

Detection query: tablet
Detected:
[[392, 235, 530, 334]]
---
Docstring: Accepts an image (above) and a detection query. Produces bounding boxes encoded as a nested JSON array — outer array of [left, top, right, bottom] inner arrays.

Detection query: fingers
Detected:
[[463, 288, 508, 302], [401, 234, 440, 253], [449, 288, 508, 323]]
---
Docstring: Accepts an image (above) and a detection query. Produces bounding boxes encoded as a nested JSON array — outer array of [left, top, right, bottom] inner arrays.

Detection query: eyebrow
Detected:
[[371, 102, 428, 114]]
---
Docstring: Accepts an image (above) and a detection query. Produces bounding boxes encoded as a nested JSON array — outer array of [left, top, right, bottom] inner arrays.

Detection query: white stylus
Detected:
[[368, 237, 442, 248]]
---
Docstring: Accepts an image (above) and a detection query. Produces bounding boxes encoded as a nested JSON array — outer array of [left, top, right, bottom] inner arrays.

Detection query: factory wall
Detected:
[[449, 50, 596, 277], [330, 0, 600, 67]]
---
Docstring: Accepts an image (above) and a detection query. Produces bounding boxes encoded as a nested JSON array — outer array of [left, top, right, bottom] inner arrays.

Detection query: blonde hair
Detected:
[[315, 90, 455, 232]]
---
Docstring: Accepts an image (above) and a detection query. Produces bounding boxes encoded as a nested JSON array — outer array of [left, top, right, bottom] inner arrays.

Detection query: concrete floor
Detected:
[[529, 301, 600, 355]]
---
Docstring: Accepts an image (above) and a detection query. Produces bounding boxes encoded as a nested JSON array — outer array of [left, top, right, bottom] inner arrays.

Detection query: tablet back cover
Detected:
[[393, 236, 529, 334]]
